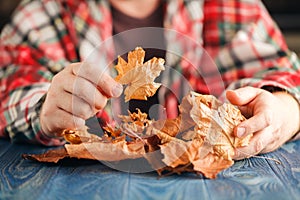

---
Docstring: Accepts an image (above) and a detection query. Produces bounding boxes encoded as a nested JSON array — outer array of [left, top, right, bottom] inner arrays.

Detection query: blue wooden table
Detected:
[[0, 138, 300, 200]]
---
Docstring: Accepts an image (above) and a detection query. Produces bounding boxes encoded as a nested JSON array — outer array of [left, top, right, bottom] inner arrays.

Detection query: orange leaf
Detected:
[[114, 47, 165, 101]]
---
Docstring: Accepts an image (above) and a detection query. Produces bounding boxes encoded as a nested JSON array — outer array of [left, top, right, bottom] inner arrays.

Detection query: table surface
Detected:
[[0, 139, 300, 200]]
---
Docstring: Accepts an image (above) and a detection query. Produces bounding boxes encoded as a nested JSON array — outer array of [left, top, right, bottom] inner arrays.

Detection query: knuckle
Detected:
[[97, 73, 114, 89], [71, 62, 91, 78], [81, 63, 95, 78], [58, 113, 81, 129], [95, 97, 107, 110], [73, 82, 107, 111], [69, 63, 81, 75], [75, 104, 93, 120], [83, 67, 93, 78], [98, 73, 110, 84], [68, 63, 78, 69], [51, 73, 62, 84], [75, 80, 93, 99], [263, 109, 273, 126]]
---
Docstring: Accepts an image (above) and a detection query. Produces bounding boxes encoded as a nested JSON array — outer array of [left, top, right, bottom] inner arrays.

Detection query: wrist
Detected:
[[273, 91, 300, 138]]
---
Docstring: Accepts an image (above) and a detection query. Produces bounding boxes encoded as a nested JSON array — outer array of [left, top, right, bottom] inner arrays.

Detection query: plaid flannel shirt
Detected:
[[1, 0, 300, 146]]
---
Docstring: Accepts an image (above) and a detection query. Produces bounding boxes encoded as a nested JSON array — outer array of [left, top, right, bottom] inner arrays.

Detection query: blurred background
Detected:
[[0, 0, 299, 55], [263, 0, 300, 56]]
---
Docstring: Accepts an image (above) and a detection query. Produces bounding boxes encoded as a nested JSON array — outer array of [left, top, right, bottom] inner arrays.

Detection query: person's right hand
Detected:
[[39, 62, 123, 137]]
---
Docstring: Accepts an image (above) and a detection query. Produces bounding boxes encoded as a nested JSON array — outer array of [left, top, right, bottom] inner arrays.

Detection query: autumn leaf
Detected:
[[187, 91, 252, 151], [147, 117, 181, 138], [22, 148, 68, 163], [63, 128, 103, 144], [114, 47, 165, 102], [65, 141, 145, 161], [145, 91, 251, 178]]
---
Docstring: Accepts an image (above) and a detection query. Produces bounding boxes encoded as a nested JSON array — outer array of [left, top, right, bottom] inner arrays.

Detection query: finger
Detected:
[[62, 75, 108, 110], [55, 91, 95, 120], [234, 105, 253, 119], [42, 108, 86, 136], [70, 63, 123, 98], [235, 108, 273, 138], [226, 86, 262, 106], [233, 127, 271, 160]]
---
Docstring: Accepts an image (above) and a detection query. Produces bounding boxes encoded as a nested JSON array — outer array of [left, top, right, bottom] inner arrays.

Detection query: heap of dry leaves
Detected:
[[23, 47, 252, 179]]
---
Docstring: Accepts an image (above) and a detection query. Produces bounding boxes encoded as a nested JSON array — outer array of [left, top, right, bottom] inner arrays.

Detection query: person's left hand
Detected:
[[226, 86, 300, 160]]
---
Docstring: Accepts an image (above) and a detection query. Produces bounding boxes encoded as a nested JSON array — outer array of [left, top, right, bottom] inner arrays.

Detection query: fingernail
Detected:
[[237, 127, 246, 138], [112, 83, 123, 97]]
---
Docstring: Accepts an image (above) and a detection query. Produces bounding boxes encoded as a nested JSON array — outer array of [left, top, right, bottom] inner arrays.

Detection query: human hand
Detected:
[[40, 62, 123, 137], [226, 86, 300, 160]]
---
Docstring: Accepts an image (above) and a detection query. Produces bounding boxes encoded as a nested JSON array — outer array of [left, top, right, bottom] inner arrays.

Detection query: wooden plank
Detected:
[[0, 139, 299, 199]]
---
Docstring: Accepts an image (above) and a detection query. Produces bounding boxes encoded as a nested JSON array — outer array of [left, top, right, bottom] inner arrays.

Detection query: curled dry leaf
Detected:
[[65, 140, 145, 161], [63, 128, 103, 144], [22, 148, 68, 163], [114, 47, 165, 102], [147, 117, 181, 138], [153, 92, 251, 179]]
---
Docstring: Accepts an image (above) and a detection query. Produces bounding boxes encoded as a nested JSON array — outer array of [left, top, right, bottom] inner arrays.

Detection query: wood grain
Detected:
[[0, 139, 299, 199]]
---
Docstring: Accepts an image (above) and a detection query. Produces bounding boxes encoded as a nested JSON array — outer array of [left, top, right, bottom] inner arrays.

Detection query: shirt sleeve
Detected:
[[0, 0, 78, 146], [212, 1, 300, 102]]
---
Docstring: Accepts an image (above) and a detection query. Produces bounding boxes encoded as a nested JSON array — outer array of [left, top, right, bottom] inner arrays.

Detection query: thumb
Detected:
[[226, 86, 261, 106]]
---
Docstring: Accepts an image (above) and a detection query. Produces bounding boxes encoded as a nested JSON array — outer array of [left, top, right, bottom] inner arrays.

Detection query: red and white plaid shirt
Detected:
[[1, 0, 300, 145]]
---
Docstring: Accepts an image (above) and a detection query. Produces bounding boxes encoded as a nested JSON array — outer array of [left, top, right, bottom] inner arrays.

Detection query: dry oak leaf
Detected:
[[114, 47, 165, 102]]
